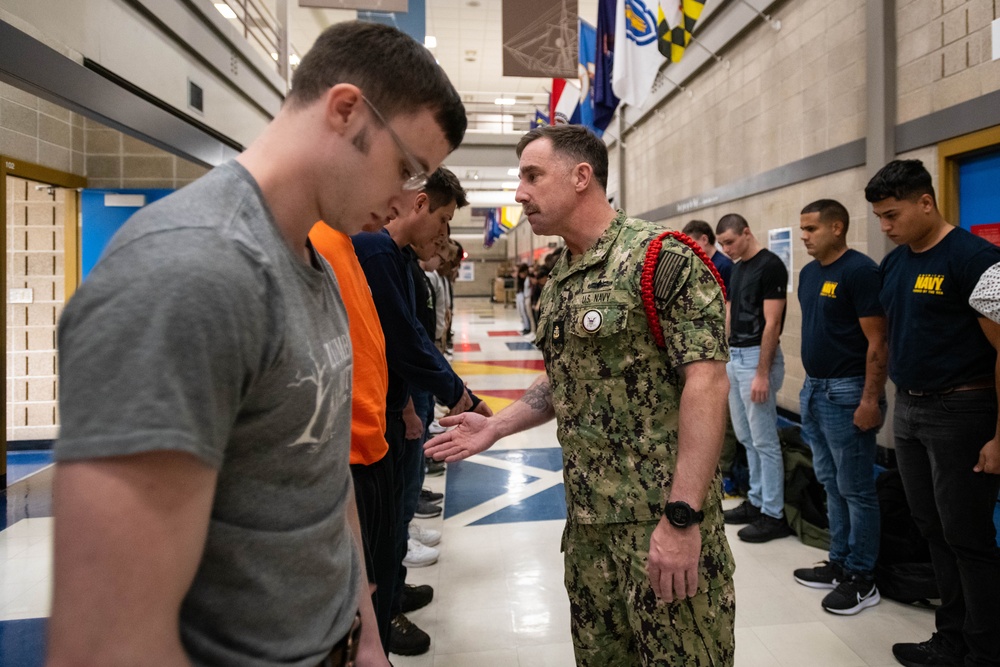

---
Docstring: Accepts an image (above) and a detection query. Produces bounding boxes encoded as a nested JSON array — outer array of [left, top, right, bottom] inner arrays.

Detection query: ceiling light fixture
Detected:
[[501, 181, 519, 189], [424, 35, 437, 48], [494, 98, 516, 105], [214, 3, 237, 19], [507, 168, 519, 176]]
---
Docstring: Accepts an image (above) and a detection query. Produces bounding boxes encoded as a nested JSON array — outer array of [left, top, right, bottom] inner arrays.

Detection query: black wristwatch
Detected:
[[664, 501, 704, 528]]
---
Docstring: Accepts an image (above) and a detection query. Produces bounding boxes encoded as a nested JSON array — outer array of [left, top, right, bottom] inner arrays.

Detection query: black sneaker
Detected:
[[389, 613, 430, 656], [793, 560, 844, 589], [821, 573, 880, 615], [400, 583, 434, 613], [420, 487, 444, 504], [414, 499, 442, 519], [723, 499, 761, 525], [737, 514, 792, 543], [892, 633, 965, 667], [425, 458, 445, 477]]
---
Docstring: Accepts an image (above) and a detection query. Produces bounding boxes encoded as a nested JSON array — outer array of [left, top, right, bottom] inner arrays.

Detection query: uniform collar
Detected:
[[552, 210, 627, 282]]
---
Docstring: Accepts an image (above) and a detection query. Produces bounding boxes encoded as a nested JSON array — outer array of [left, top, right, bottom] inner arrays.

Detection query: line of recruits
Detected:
[[683, 159, 1000, 666], [43, 18, 1000, 667]]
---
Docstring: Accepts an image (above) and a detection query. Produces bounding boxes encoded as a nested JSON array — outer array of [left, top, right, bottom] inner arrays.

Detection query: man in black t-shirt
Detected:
[[792, 199, 888, 616], [716, 214, 792, 543], [867, 160, 1000, 667]]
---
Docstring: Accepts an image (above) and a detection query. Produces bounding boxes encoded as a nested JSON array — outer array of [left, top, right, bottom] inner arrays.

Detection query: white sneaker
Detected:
[[428, 420, 446, 435], [409, 524, 441, 547], [403, 538, 439, 568]]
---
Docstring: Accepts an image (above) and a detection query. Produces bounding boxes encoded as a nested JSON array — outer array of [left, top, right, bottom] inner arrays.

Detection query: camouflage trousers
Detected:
[[563, 521, 735, 667]]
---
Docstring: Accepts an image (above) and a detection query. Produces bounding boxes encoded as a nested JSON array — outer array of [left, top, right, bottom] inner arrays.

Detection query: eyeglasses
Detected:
[[361, 95, 429, 191]]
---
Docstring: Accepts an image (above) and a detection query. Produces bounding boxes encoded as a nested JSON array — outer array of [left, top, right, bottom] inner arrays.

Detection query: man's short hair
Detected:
[[682, 220, 715, 245], [864, 159, 936, 205], [424, 167, 468, 211], [288, 21, 467, 150], [515, 125, 609, 191], [716, 213, 749, 237], [801, 199, 851, 234]]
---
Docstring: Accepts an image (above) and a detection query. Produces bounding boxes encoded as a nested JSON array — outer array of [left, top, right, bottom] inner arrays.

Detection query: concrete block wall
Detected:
[[5, 176, 64, 441], [624, 0, 868, 217], [897, 0, 1000, 123]]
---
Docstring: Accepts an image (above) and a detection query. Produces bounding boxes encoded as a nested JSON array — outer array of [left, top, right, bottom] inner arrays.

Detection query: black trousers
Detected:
[[895, 388, 1000, 667], [383, 412, 409, 620], [350, 450, 396, 655]]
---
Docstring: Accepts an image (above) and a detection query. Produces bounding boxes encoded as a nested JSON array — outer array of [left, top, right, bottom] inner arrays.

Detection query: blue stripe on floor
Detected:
[[478, 447, 564, 472], [469, 483, 567, 525], [504, 342, 537, 350], [444, 460, 539, 519], [0, 618, 46, 667]]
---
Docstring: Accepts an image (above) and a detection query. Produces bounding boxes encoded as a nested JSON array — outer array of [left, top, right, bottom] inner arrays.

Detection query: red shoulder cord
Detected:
[[640, 231, 728, 349]]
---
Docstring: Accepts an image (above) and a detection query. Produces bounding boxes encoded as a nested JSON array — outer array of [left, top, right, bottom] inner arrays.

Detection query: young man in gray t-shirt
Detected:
[[47, 22, 466, 667]]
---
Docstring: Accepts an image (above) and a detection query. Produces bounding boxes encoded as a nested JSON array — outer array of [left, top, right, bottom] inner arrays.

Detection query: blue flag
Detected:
[[533, 109, 550, 127], [593, 0, 619, 132], [484, 208, 505, 248], [578, 19, 598, 134]]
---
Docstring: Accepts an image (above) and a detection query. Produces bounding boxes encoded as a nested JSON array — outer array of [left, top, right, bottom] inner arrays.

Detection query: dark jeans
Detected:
[[384, 412, 408, 619], [351, 450, 396, 654], [895, 388, 1000, 666]]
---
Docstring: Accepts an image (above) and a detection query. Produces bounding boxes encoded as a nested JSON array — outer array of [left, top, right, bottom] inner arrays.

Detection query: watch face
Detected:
[[669, 504, 690, 526]]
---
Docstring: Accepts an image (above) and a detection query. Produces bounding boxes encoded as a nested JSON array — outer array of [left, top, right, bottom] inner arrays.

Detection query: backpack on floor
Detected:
[[780, 425, 831, 550], [874, 468, 939, 607]]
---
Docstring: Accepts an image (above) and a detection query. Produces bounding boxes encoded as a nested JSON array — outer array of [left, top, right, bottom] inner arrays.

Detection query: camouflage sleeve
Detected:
[[653, 243, 729, 367]]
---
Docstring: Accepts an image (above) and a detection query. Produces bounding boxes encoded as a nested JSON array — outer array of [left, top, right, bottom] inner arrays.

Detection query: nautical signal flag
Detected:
[[657, 0, 706, 62]]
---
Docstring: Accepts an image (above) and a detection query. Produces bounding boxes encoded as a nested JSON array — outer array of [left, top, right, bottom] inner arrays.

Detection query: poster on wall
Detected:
[[768, 227, 794, 292], [458, 261, 475, 282]]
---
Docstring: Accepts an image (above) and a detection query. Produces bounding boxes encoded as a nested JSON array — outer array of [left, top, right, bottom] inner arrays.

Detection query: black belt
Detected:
[[317, 614, 361, 667], [904, 379, 995, 396]]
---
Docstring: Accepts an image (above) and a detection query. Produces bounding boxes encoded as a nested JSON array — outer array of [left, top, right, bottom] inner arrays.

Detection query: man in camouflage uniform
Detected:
[[425, 125, 735, 666]]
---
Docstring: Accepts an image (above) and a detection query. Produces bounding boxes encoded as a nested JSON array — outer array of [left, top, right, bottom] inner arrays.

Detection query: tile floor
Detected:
[[0, 298, 934, 666]]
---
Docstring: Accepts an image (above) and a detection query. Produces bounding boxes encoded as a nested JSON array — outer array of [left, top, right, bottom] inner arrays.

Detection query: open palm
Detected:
[[423, 412, 498, 462]]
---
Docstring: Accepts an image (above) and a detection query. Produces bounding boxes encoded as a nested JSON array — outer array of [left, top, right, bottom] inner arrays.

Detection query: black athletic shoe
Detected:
[[400, 583, 434, 613], [414, 499, 442, 519], [821, 573, 880, 615], [425, 458, 446, 477], [737, 514, 792, 543], [891, 633, 965, 667], [420, 487, 444, 504], [723, 499, 761, 525], [793, 560, 844, 589], [389, 614, 431, 656]]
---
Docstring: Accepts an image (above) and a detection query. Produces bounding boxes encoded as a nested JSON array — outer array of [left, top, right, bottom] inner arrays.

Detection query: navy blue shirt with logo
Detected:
[[879, 227, 1000, 392], [728, 248, 787, 348], [798, 249, 883, 378]]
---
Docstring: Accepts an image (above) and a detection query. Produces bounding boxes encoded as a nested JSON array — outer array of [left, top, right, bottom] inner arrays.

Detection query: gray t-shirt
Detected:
[[56, 161, 360, 666]]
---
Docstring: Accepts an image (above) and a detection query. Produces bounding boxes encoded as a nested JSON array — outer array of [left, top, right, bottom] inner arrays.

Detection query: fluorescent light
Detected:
[[507, 168, 519, 176], [270, 52, 279, 61], [214, 3, 237, 19], [494, 97, 515, 105], [289, 54, 301, 66], [501, 181, 519, 189], [424, 35, 437, 48]]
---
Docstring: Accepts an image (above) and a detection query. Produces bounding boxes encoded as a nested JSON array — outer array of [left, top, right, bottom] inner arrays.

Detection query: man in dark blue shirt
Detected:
[[683, 219, 734, 292], [792, 199, 887, 616], [867, 160, 1000, 667]]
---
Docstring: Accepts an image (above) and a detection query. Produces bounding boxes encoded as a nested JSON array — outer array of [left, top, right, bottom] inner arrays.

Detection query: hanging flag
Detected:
[[501, 206, 521, 229], [484, 208, 506, 248], [612, 0, 664, 108], [657, 0, 706, 62], [593, 0, 619, 132], [550, 78, 581, 124], [532, 110, 550, 127], [578, 19, 598, 134]]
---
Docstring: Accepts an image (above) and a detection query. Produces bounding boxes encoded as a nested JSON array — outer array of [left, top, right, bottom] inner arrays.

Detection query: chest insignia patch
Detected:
[[552, 320, 563, 341], [582, 309, 603, 333]]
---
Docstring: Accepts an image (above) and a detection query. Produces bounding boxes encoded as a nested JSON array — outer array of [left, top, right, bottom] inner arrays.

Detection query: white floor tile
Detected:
[[752, 622, 866, 667]]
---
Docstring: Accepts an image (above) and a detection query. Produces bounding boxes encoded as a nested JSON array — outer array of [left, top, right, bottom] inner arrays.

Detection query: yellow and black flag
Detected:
[[656, 0, 706, 63]]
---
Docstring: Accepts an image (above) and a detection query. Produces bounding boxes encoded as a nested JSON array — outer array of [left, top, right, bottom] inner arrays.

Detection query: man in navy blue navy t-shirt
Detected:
[[867, 159, 1000, 667], [792, 199, 888, 617]]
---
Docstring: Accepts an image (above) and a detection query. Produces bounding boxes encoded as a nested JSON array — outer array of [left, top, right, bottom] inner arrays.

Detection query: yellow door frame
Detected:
[[938, 124, 1000, 228]]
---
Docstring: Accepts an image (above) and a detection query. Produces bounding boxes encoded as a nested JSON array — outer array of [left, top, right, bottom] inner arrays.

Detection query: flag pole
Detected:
[[687, 35, 730, 69], [737, 0, 782, 30]]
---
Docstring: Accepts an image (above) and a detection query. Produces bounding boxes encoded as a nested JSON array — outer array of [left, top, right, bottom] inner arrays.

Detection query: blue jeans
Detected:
[[800, 375, 882, 575], [895, 388, 1000, 665], [727, 345, 785, 519]]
